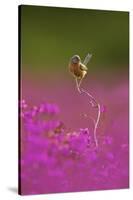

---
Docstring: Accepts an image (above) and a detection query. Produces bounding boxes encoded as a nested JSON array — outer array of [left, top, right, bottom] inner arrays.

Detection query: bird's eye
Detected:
[[72, 57, 78, 63], [70, 55, 81, 64]]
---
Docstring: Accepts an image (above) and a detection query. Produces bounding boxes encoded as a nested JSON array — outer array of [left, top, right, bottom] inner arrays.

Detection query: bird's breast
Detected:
[[69, 63, 81, 78]]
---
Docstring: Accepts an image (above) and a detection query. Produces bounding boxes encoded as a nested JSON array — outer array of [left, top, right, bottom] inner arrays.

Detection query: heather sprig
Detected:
[[75, 76, 101, 148], [73, 53, 101, 148]]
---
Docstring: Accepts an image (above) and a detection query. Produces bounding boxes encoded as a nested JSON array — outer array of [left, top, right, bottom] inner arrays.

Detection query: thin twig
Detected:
[[81, 113, 96, 126], [75, 78, 100, 148], [78, 78, 83, 88], [94, 103, 100, 147]]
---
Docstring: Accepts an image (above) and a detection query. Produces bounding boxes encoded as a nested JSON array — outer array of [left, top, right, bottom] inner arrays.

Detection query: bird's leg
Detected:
[[78, 71, 87, 89], [78, 78, 83, 88], [75, 78, 81, 93]]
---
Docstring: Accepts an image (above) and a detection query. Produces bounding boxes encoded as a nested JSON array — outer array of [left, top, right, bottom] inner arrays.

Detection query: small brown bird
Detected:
[[69, 53, 92, 91]]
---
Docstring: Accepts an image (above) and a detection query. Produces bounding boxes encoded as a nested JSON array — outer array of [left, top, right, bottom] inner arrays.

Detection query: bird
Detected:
[[69, 53, 92, 91]]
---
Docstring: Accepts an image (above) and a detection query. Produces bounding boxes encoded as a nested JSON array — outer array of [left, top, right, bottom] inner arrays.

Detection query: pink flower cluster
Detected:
[[20, 100, 129, 195]]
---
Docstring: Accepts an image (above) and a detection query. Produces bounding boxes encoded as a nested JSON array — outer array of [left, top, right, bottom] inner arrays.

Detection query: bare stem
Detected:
[[75, 78, 100, 148], [94, 103, 100, 147]]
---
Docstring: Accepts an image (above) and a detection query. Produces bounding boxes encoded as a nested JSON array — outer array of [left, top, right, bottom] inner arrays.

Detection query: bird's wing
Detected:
[[80, 63, 88, 71], [83, 53, 92, 66]]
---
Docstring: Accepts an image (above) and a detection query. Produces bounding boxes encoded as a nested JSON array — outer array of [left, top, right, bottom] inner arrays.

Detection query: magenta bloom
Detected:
[[20, 98, 129, 195]]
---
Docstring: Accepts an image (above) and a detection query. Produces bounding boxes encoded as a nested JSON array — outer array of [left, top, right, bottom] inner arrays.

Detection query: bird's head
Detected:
[[71, 55, 81, 64]]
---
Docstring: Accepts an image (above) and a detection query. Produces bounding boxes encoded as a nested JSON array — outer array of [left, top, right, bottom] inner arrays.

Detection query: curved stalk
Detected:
[[75, 78, 100, 147]]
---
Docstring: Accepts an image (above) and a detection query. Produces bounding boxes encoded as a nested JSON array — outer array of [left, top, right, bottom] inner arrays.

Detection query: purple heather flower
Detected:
[[79, 128, 91, 145], [39, 103, 60, 115], [106, 152, 114, 160], [104, 136, 113, 145], [89, 151, 97, 161], [69, 133, 88, 153], [59, 146, 70, 157], [27, 135, 49, 147], [79, 128, 89, 135], [25, 121, 42, 133], [20, 99, 28, 109], [20, 100, 129, 195], [42, 120, 60, 131]]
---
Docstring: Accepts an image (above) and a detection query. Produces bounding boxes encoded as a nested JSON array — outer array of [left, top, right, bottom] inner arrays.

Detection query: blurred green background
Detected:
[[20, 5, 129, 74], [20, 5, 129, 131]]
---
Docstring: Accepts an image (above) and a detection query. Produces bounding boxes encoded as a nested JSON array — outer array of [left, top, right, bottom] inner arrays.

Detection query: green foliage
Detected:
[[20, 5, 129, 72]]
